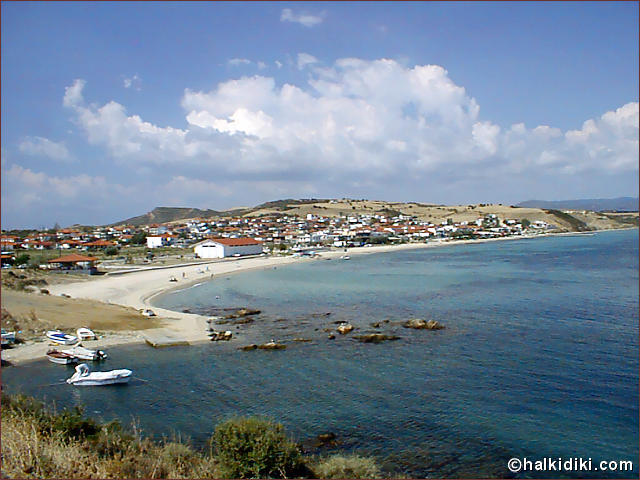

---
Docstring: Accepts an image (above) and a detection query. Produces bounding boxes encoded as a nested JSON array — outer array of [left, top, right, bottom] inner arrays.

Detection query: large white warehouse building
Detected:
[[193, 238, 263, 259]]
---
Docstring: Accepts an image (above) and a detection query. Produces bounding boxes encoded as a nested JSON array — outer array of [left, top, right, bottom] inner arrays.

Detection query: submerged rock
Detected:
[[327, 334, 336, 340], [239, 344, 257, 351], [355, 334, 400, 344], [225, 308, 261, 319], [257, 341, 286, 350], [292, 338, 312, 342], [403, 318, 445, 330]]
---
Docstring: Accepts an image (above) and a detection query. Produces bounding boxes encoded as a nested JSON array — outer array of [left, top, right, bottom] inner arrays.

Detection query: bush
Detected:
[[105, 246, 119, 256], [211, 417, 304, 478], [311, 454, 380, 479], [14, 253, 30, 266]]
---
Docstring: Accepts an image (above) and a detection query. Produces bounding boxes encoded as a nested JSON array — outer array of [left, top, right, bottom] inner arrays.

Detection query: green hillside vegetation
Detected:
[[1, 393, 380, 479]]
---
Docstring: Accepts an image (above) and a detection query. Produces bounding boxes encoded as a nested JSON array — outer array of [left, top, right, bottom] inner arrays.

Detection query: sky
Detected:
[[1, 1, 638, 229]]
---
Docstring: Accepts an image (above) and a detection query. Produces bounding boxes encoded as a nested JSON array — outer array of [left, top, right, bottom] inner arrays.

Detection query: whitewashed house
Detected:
[[146, 234, 174, 249], [193, 238, 263, 259]]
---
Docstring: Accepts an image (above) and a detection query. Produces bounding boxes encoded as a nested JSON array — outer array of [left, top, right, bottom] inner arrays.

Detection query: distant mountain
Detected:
[[517, 197, 638, 212], [114, 207, 223, 226]]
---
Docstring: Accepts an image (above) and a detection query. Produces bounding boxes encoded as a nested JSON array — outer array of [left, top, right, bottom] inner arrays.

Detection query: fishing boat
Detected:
[[46, 349, 78, 365], [46, 330, 79, 346], [76, 327, 96, 341], [1, 329, 16, 346], [60, 345, 107, 361], [66, 363, 132, 386]]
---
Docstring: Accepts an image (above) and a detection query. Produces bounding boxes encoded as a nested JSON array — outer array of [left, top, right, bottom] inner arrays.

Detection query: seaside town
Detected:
[[1, 206, 553, 270]]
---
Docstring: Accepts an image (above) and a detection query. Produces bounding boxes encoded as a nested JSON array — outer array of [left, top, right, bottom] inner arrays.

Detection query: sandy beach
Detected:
[[0, 230, 622, 364]]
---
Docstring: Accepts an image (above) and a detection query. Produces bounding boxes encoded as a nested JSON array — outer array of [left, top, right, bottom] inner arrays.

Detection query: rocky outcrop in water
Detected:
[[224, 308, 261, 319], [403, 318, 444, 330], [355, 334, 400, 344], [337, 323, 354, 334]]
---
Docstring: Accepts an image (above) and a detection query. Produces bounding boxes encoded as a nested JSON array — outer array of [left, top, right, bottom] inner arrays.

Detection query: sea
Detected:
[[3, 229, 638, 478]]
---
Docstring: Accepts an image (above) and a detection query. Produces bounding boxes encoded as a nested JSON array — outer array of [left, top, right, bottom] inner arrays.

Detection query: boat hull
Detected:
[[68, 375, 131, 386], [47, 354, 77, 365], [46, 331, 79, 346]]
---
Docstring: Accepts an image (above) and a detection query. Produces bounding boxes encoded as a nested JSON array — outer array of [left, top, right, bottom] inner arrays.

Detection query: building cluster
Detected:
[[1, 212, 552, 262]]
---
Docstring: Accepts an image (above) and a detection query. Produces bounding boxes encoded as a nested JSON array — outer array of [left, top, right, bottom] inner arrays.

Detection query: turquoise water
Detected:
[[3, 230, 638, 478]]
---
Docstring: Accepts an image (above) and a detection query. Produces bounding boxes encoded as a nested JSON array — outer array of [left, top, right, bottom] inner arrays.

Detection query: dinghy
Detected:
[[46, 330, 79, 346], [66, 363, 132, 386], [76, 327, 96, 341], [46, 349, 78, 365], [60, 345, 107, 361], [1, 329, 16, 346]]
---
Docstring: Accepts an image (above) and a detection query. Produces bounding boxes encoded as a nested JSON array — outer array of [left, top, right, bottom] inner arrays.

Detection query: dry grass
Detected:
[[1, 290, 161, 338], [310, 454, 381, 478]]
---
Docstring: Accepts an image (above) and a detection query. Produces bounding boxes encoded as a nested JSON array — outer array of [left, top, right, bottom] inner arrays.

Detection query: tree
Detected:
[[104, 246, 119, 256], [14, 253, 30, 266], [521, 219, 531, 228], [131, 232, 147, 245]]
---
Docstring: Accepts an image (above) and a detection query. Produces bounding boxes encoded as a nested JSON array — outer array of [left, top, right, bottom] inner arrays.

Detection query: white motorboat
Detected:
[[141, 309, 156, 317], [46, 330, 79, 346], [47, 349, 78, 365], [1, 329, 16, 346], [66, 363, 132, 386], [76, 327, 96, 341], [60, 345, 107, 361]]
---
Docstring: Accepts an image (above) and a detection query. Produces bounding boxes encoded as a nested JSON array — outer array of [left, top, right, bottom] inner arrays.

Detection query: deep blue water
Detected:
[[3, 230, 638, 478]]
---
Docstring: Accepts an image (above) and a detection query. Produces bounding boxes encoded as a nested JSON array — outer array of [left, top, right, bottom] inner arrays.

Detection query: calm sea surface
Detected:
[[3, 229, 638, 478]]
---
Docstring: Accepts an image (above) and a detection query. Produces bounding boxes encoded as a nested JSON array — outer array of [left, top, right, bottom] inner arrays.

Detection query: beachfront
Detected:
[[1, 231, 600, 365]]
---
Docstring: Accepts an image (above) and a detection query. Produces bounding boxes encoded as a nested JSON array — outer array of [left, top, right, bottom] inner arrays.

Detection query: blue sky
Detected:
[[2, 1, 638, 228]]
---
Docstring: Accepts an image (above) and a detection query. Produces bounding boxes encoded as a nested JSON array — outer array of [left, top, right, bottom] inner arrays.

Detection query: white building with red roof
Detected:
[[193, 238, 263, 259]]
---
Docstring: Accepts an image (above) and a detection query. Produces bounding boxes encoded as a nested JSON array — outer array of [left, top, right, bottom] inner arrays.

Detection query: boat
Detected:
[[141, 309, 156, 317], [46, 349, 78, 365], [46, 330, 79, 346], [66, 363, 132, 386], [340, 255, 351, 260], [60, 345, 107, 361], [1, 329, 16, 346], [76, 327, 96, 341]]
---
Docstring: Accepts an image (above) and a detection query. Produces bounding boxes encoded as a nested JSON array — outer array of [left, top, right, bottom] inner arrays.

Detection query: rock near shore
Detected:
[[403, 318, 445, 330]]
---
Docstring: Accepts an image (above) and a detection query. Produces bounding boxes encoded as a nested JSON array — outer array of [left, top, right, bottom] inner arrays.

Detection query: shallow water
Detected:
[[3, 230, 638, 478]]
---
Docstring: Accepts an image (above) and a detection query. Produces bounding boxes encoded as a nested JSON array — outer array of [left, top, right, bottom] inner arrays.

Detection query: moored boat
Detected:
[[47, 349, 78, 365], [1, 329, 16, 346], [76, 327, 97, 341], [46, 330, 79, 346], [60, 345, 107, 361], [66, 363, 132, 386]]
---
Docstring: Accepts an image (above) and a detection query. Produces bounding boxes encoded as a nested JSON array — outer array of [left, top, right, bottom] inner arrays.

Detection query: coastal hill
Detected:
[[517, 197, 638, 212], [113, 198, 639, 232]]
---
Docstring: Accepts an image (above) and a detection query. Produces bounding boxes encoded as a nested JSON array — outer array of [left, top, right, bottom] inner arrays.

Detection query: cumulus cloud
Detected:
[[19, 136, 72, 161], [59, 58, 637, 205], [280, 8, 325, 27], [123, 74, 142, 90], [297, 53, 319, 70]]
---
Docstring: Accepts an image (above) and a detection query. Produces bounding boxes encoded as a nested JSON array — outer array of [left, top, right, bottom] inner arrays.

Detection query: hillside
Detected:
[[517, 197, 639, 212], [112, 199, 639, 232]]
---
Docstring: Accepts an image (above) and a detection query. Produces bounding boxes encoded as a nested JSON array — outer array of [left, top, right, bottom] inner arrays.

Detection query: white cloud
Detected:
[[228, 58, 251, 67], [59, 59, 638, 204], [19, 136, 72, 161], [123, 74, 142, 90], [280, 8, 325, 27], [297, 53, 319, 70]]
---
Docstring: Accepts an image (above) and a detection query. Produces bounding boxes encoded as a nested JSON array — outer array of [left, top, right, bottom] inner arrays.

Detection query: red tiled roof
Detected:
[[83, 240, 116, 247], [211, 238, 262, 246], [48, 254, 98, 263]]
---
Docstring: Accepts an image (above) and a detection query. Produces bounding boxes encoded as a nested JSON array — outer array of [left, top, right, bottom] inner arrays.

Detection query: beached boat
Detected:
[[141, 309, 156, 317], [46, 330, 79, 346], [66, 363, 132, 386], [46, 349, 78, 365], [60, 345, 107, 361], [76, 327, 96, 341], [340, 255, 351, 260], [1, 329, 16, 346]]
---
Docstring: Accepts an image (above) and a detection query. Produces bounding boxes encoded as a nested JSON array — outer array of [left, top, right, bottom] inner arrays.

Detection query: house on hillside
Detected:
[[193, 238, 263, 259]]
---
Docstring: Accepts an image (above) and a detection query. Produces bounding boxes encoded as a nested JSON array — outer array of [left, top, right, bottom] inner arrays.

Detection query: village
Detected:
[[0, 209, 552, 271]]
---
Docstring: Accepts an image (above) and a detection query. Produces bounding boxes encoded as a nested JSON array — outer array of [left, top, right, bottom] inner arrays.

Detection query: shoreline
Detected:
[[3, 227, 635, 365]]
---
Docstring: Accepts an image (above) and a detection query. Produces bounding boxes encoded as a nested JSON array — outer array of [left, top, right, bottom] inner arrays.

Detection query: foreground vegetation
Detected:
[[1, 393, 381, 479]]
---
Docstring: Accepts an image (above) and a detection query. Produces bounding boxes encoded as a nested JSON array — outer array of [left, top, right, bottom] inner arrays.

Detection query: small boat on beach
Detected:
[[66, 363, 132, 386], [1, 329, 16, 346], [141, 309, 156, 317], [46, 330, 79, 346], [46, 349, 78, 365], [76, 327, 97, 341], [60, 345, 107, 361], [340, 255, 351, 260]]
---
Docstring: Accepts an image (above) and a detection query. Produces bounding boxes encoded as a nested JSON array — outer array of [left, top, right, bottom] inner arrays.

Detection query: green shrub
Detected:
[[311, 454, 380, 479], [211, 416, 304, 478]]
